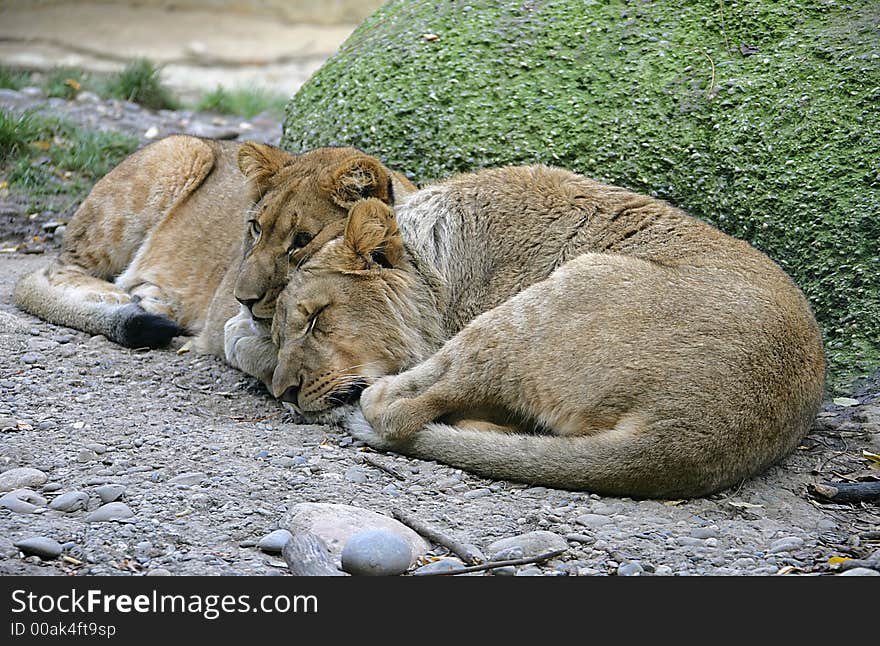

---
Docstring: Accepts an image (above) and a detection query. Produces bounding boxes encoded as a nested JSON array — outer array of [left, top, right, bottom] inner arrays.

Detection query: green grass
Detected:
[[195, 85, 287, 118], [42, 67, 90, 100], [0, 67, 31, 91], [101, 58, 180, 110], [0, 108, 138, 212]]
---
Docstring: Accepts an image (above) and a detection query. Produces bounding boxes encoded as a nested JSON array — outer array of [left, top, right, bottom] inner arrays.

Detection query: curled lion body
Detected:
[[275, 166, 826, 497]]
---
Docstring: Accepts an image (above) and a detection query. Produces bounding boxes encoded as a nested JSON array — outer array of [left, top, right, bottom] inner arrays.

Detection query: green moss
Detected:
[[284, 0, 880, 392]]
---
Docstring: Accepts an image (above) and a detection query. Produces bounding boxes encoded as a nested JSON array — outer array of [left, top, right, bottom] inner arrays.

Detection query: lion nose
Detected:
[[235, 296, 260, 312], [279, 384, 300, 404]]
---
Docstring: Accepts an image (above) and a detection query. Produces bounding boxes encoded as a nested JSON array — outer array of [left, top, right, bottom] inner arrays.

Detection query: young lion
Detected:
[[13, 135, 415, 384], [268, 167, 826, 498]]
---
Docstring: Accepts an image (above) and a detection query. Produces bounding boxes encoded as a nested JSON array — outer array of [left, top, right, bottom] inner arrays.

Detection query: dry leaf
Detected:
[[64, 78, 81, 91], [422, 33, 440, 42], [30, 140, 51, 151], [863, 450, 880, 466], [827, 556, 852, 564]]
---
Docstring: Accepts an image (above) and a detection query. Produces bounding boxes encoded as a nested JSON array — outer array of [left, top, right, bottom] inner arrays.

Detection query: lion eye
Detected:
[[248, 219, 262, 240], [306, 305, 327, 335], [288, 232, 314, 253]]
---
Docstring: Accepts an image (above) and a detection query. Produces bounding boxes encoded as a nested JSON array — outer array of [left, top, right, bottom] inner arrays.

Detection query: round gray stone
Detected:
[[85, 502, 134, 522], [14, 537, 62, 560], [257, 529, 293, 554], [0, 489, 47, 513], [617, 561, 645, 576], [412, 557, 465, 575], [341, 529, 413, 576], [0, 467, 48, 493], [48, 491, 89, 512], [839, 567, 879, 576], [168, 471, 207, 486], [576, 514, 612, 529], [768, 536, 805, 554], [95, 484, 126, 503]]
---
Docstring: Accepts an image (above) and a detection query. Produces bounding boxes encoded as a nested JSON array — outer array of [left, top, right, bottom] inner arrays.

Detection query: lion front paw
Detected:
[[360, 376, 435, 442]]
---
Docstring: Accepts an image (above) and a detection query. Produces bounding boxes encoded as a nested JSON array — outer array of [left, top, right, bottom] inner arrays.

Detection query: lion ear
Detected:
[[343, 198, 404, 269], [325, 155, 393, 208], [238, 142, 293, 193]]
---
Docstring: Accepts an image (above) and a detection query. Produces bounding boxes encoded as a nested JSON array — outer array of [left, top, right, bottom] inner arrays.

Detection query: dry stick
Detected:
[[701, 49, 716, 97], [811, 481, 880, 503], [360, 452, 406, 481], [413, 549, 567, 577], [392, 509, 484, 565]]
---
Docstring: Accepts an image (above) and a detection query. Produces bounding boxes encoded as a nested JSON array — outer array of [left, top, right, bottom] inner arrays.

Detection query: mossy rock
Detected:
[[283, 0, 880, 392]]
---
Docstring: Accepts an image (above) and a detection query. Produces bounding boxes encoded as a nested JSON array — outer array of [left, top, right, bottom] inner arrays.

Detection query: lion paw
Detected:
[[360, 376, 432, 442]]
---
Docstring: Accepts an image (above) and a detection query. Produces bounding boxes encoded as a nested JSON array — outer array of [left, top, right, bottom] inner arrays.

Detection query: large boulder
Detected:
[[283, 0, 879, 390]]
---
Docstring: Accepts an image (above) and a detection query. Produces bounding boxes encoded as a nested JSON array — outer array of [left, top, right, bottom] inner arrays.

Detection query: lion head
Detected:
[[268, 198, 445, 419], [233, 142, 415, 321]]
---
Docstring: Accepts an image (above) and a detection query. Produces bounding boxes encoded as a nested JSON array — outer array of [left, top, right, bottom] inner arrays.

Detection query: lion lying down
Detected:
[[258, 165, 825, 498]]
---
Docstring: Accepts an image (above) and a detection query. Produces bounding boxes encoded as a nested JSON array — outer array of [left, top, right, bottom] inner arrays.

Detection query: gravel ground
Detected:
[[1, 90, 878, 577]]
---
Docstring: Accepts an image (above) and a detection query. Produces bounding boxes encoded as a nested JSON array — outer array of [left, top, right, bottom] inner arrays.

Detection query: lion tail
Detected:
[[13, 261, 183, 348], [346, 410, 737, 498]]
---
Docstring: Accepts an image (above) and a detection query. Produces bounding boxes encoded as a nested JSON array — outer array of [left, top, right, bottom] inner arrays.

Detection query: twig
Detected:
[[412, 549, 567, 576], [392, 509, 484, 565], [360, 452, 406, 481], [718, 0, 731, 54], [810, 481, 880, 503], [701, 49, 716, 97]]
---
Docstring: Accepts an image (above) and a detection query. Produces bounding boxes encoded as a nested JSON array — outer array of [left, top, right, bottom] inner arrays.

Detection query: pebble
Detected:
[[48, 491, 89, 512], [77, 449, 99, 462], [0, 489, 47, 513], [146, 568, 172, 576], [487, 530, 568, 559], [14, 537, 62, 560], [689, 527, 719, 539], [0, 467, 48, 492], [412, 558, 465, 575], [462, 487, 492, 499], [341, 529, 413, 576], [564, 533, 596, 545], [168, 471, 207, 486], [344, 466, 368, 483], [575, 513, 612, 528], [838, 567, 879, 576], [20, 353, 42, 365], [95, 484, 126, 503], [257, 529, 293, 554], [284, 502, 429, 560], [515, 566, 544, 576], [491, 566, 517, 576], [768, 536, 805, 554], [40, 482, 63, 493], [654, 565, 674, 576], [85, 502, 134, 522], [617, 561, 645, 576]]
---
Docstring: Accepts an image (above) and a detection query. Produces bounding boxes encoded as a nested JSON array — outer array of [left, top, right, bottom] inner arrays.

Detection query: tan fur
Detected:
[[272, 167, 826, 498], [13, 135, 415, 385]]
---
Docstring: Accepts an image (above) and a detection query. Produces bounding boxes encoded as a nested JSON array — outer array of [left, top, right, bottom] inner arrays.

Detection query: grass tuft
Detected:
[[101, 58, 180, 110], [196, 85, 287, 118]]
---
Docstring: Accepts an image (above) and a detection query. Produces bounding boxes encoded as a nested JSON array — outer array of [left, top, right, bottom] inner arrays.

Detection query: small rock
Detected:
[[284, 502, 428, 561], [462, 487, 492, 499], [0, 467, 48, 492], [168, 471, 206, 486], [0, 489, 47, 513], [839, 567, 879, 576], [515, 566, 544, 576], [412, 558, 465, 575], [344, 466, 368, 483], [257, 529, 293, 554], [689, 527, 719, 539], [95, 484, 126, 503], [146, 568, 172, 576], [14, 537, 62, 560], [20, 353, 42, 365], [40, 482, 63, 493], [575, 513, 612, 529], [617, 561, 644, 576], [185, 123, 239, 140], [491, 546, 524, 561], [487, 530, 567, 560], [491, 566, 517, 576], [75, 91, 100, 103], [564, 533, 595, 545], [654, 565, 674, 576], [20, 86, 44, 98], [768, 536, 805, 554], [76, 450, 98, 463], [48, 491, 89, 512], [85, 502, 134, 523], [341, 529, 413, 576]]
